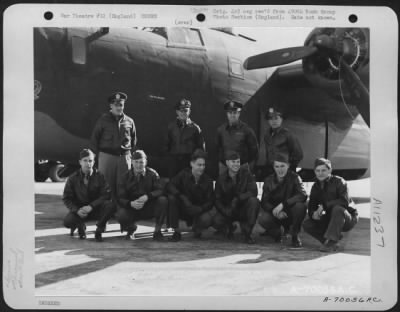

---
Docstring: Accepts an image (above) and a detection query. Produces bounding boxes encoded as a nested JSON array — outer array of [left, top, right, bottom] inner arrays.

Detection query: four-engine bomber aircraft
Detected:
[[34, 26, 370, 181]]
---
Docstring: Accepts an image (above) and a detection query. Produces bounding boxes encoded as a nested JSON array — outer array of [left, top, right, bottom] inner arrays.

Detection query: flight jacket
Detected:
[[91, 112, 137, 156], [62, 168, 111, 213]]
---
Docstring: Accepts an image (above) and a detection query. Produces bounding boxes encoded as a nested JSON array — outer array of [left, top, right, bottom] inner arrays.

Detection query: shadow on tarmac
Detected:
[[35, 194, 370, 288]]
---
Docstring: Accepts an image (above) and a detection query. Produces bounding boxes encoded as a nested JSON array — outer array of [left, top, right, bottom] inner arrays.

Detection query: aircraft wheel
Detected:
[[49, 163, 67, 182]]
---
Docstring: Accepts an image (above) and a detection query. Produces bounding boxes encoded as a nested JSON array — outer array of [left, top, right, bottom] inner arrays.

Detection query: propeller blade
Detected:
[[244, 46, 318, 70], [339, 59, 369, 100], [339, 58, 370, 125]]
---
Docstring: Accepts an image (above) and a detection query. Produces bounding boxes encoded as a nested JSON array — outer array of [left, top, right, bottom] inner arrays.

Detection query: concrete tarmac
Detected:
[[35, 179, 370, 296]]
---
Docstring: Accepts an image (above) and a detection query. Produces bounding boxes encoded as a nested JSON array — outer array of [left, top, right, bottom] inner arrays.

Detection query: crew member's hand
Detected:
[[272, 203, 283, 218], [137, 195, 149, 204], [312, 211, 321, 220], [231, 197, 239, 209], [131, 200, 144, 210], [317, 205, 325, 216], [80, 205, 93, 214], [277, 211, 288, 220], [77, 208, 88, 219]]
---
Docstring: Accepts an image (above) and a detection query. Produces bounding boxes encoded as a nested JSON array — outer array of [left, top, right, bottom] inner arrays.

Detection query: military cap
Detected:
[[265, 107, 283, 119], [108, 92, 128, 104], [79, 148, 95, 160], [132, 150, 147, 160], [224, 100, 243, 111], [273, 153, 289, 164], [175, 98, 191, 110], [225, 150, 240, 161], [314, 157, 332, 170]]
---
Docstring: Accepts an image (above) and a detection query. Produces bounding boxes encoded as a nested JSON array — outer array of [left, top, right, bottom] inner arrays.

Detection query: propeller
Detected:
[[243, 34, 340, 70], [243, 46, 318, 70], [338, 57, 370, 125], [244, 28, 370, 125], [339, 58, 369, 100]]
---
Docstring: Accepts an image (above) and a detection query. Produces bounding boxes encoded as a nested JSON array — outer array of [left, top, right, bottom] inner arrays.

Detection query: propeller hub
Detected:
[[304, 28, 369, 80], [314, 34, 335, 50]]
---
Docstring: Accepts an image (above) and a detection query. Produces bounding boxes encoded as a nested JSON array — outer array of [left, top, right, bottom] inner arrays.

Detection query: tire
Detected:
[[49, 163, 67, 182]]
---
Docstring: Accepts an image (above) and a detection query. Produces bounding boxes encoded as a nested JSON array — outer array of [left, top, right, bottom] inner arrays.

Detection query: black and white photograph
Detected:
[[3, 4, 398, 310]]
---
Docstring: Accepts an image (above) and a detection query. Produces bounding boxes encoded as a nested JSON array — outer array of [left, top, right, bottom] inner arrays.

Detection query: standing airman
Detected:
[[263, 107, 303, 178], [216, 100, 259, 175], [165, 98, 205, 178], [91, 92, 137, 200]]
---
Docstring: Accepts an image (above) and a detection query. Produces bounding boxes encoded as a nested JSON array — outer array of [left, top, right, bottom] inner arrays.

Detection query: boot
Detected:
[[227, 223, 237, 239], [153, 230, 165, 241], [125, 224, 138, 240], [319, 240, 338, 252], [95, 226, 104, 242], [291, 235, 302, 248], [245, 234, 255, 244], [169, 231, 182, 242], [78, 224, 86, 239]]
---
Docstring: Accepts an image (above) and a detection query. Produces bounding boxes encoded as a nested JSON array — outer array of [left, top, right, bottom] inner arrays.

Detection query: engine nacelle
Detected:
[[303, 28, 369, 87]]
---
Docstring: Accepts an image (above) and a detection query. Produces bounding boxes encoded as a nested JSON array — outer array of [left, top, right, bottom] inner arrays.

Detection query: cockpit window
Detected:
[[186, 29, 203, 46], [168, 28, 204, 46], [136, 27, 168, 39], [150, 27, 168, 39], [137, 27, 204, 47]]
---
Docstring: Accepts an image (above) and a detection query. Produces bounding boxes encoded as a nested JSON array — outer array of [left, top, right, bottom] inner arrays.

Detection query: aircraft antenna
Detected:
[[338, 55, 356, 120]]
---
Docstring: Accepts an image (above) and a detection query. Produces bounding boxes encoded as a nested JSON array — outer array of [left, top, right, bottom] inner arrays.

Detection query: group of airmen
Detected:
[[62, 92, 359, 253]]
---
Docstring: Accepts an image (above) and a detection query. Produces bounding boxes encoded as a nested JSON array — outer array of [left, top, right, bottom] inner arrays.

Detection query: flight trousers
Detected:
[[167, 195, 215, 234], [258, 202, 307, 238], [63, 200, 115, 230], [303, 205, 358, 243], [213, 197, 260, 237], [98, 151, 131, 200], [115, 196, 168, 233]]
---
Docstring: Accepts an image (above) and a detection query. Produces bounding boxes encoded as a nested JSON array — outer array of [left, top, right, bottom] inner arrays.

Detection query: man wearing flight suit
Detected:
[[167, 149, 215, 242], [216, 100, 259, 175], [263, 107, 303, 178], [213, 151, 259, 244], [63, 149, 115, 242], [165, 98, 205, 178], [116, 150, 168, 240], [91, 92, 137, 200], [258, 153, 307, 248], [303, 158, 359, 252]]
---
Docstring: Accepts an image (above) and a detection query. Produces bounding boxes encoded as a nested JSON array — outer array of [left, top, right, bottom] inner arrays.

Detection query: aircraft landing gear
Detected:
[[49, 162, 67, 182], [35, 161, 77, 182]]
